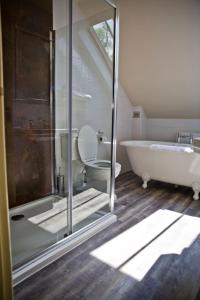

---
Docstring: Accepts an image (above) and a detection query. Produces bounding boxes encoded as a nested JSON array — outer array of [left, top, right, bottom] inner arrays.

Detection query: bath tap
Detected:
[[177, 132, 192, 144], [190, 135, 193, 144]]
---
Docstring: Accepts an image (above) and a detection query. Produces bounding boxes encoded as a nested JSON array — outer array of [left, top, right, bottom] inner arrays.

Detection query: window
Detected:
[[92, 19, 114, 62]]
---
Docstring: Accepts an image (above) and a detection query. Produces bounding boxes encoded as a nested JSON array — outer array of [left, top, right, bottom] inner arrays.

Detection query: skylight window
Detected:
[[92, 18, 114, 61]]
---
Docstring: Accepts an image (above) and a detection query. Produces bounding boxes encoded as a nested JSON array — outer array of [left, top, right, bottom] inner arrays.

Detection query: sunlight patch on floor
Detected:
[[91, 209, 200, 281], [28, 188, 109, 234], [91, 209, 181, 268]]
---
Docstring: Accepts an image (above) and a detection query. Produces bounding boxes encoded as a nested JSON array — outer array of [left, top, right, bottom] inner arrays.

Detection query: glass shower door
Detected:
[[1, 0, 117, 273], [71, 0, 115, 231], [1, 0, 71, 268]]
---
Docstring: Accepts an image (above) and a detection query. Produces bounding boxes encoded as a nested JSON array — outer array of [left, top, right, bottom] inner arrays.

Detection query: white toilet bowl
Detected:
[[78, 125, 121, 191], [85, 160, 121, 181]]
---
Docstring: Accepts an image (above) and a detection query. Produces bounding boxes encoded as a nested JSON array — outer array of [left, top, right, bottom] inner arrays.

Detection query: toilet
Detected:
[[78, 125, 121, 192]]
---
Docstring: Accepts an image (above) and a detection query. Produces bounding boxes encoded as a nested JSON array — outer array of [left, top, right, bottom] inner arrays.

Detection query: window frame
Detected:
[[90, 18, 114, 69]]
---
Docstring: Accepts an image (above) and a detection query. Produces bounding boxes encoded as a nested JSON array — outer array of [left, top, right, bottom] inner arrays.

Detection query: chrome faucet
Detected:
[[177, 132, 193, 144], [190, 134, 193, 144]]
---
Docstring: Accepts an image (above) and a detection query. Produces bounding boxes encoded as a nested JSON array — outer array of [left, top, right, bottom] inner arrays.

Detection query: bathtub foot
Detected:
[[142, 173, 150, 189], [192, 182, 200, 200]]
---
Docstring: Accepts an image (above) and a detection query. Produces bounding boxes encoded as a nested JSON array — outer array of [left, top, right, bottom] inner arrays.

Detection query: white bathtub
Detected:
[[120, 140, 200, 200]]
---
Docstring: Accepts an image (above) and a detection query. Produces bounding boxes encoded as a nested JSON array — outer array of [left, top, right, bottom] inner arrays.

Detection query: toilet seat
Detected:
[[78, 125, 121, 180], [78, 125, 98, 162]]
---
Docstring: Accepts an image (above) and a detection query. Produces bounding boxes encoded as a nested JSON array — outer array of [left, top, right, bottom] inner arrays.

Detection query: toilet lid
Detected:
[[78, 125, 97, 162]]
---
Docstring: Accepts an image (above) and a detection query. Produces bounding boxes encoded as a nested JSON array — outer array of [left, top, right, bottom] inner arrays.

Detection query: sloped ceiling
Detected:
[[119, 0, 200, 119]]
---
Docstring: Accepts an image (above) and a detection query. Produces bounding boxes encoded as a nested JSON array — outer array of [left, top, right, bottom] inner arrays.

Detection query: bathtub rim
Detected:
[[120, 140, 194, 153]]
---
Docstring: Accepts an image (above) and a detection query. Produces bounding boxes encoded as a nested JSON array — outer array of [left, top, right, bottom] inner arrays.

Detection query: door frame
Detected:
[[0, 5, 13, 300]]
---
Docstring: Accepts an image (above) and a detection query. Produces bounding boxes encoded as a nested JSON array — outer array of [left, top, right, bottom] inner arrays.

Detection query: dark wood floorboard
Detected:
[[14, 172, 200, 300]]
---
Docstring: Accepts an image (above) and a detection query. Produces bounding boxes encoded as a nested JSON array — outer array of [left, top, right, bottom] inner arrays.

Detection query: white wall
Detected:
[[131, 105, 200, 142], [132, 106, 147, 140], [116, 85, 133, 173], [146, 119, 200, 142]]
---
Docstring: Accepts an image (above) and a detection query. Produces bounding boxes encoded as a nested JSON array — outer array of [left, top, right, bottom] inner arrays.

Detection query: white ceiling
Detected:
[[119, 0, 200, 119]]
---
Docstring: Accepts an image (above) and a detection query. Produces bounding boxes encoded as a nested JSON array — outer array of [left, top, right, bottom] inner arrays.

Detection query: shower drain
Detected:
[[11, 214, 25, 221]]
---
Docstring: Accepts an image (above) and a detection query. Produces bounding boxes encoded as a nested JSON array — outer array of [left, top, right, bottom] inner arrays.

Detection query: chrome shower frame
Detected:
[[11, 0, 119, 285]]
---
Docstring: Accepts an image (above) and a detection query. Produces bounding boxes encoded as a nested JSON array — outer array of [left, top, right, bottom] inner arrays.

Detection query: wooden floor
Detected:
[[14, 172, 200, 300]]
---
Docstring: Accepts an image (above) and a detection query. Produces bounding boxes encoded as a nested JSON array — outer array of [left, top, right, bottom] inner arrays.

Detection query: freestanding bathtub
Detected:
[[120, 140, 200, 200]]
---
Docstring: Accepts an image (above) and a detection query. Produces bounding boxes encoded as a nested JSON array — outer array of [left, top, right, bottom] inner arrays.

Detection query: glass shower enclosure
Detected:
[[1, 0, 118, 283]]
